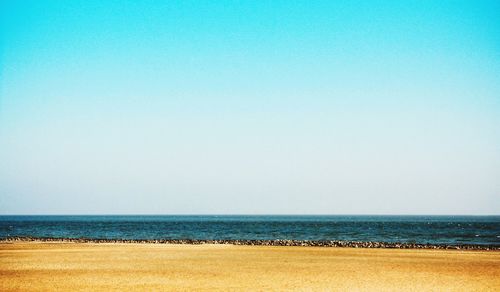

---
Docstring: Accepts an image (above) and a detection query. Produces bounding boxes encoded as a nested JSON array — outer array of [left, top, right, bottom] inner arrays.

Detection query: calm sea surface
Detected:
[[0, 215, 499, 246]]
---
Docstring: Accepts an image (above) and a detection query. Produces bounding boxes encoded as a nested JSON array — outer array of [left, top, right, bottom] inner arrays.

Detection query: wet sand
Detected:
[[1, 242, 499, 291]]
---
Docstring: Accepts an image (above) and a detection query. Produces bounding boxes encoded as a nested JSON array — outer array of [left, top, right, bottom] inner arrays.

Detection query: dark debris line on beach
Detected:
[[1, 237, 498, 250]]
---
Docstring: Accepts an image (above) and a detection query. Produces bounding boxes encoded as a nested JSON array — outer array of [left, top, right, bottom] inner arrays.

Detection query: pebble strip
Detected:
[[1, 236, 498, 250]]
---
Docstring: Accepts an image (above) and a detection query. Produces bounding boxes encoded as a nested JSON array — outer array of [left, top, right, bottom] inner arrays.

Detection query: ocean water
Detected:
[[0, 215, 499, 246]]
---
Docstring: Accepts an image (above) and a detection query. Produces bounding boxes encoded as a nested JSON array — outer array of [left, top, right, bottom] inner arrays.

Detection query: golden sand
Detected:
[[1, 242, 499, 291]]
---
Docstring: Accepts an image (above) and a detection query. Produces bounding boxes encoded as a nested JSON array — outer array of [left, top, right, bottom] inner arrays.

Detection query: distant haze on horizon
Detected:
[[1, 1, 499, 215]]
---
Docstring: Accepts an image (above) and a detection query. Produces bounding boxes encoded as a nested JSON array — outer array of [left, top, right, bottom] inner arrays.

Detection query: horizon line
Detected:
[[1, 214, 499, 216]]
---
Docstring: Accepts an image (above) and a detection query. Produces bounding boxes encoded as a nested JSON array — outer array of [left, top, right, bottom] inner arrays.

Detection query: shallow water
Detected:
[[1, 215, 499, 245]]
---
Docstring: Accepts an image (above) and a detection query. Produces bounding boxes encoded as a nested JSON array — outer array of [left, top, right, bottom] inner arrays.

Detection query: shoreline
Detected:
[[2, 236, 498, 250]]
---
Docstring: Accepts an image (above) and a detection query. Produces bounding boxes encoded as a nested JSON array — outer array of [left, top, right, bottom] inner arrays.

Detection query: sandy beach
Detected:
[[1, 242, 499, 291]]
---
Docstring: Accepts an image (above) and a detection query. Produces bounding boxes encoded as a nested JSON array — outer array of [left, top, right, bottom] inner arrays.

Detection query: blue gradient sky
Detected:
[[1, 0, 499, 214]]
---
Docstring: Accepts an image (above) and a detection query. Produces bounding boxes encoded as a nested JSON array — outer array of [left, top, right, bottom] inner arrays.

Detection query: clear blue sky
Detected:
[[1, 0, 499, 214]]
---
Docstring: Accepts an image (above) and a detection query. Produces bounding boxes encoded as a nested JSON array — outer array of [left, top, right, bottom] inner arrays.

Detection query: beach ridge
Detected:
[[2, 236, 498, 250]]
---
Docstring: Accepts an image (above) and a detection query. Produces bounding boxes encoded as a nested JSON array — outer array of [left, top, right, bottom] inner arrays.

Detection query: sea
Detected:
[[0, 215, 499, 246]]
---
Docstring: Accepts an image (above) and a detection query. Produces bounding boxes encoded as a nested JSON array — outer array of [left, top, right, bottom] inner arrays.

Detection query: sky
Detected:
[[0, 0, 499, 215]]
